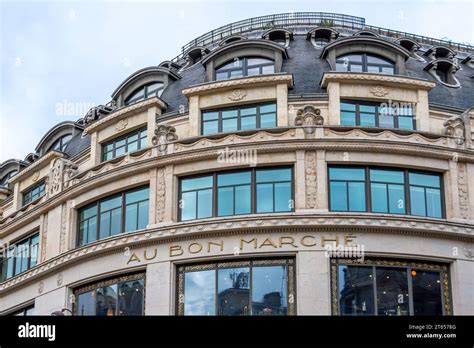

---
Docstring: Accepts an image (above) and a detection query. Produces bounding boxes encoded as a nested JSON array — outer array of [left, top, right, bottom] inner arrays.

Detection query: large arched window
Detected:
[[336, 53, 395, 74], [215, 57, 275, 81], [48, 134, 72, 152], [125, 82, 164, 105]]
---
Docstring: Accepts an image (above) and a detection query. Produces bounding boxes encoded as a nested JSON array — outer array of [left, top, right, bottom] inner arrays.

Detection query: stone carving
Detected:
[[305, 151, 317, 209], [60, 203, 68, 253], [38, 281, 44, 294], [116, 119, 128, 131], [57, 273, 63, 286], [41, 213, 48, 262], [464, 246, 473, 259], [49, 158, 79, 195], [370, 85, 389, 97], [228, 89, 247, 101], [156, 168, 166, 223], [32, 171, 40, 182], [444, 114, 465, 145], [458, 163, 469, 219], [152, 124, 178, 153], [295, 105, 323, 135]]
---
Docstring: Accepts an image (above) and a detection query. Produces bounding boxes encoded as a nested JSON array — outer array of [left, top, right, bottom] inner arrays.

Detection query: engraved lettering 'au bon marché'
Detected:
[[126, 233, 357, 264]]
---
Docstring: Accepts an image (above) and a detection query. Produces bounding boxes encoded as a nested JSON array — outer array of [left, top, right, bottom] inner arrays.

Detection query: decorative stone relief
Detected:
[[156, 168, 166, 223], [59, 203, 68, 253], [305, 151, 317, 209], [295, 105, 323, 136], [40, 213, 48, 262], [32, 171, 40, 182], [444, 114, 465, 145], [370, 85, 389, 97], [57, 273, 63, 286], [458, 162, 469, 219], [152, 124, 178, 154], [38, 281, 44, 294], [116, 119, 128, 131], [49, 157, 78, 194], [227, 88, 247, 101]]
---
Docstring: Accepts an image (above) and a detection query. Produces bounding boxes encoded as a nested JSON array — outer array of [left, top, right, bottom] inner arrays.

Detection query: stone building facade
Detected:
[[0, 13, 473, 316]]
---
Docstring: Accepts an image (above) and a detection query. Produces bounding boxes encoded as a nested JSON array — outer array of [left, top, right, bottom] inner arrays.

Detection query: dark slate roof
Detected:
[[63, 132, 90, 158]]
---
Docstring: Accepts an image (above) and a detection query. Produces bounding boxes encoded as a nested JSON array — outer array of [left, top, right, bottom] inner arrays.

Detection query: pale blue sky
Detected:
[[1, 0, 473, 162]]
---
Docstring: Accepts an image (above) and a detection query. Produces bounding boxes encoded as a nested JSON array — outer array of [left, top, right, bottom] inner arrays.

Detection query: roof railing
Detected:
[[170, 12, 472, 63]]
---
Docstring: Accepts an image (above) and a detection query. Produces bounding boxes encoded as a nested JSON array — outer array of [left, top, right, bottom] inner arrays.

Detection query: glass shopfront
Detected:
[[74, 273, 145, 316], [331, 259, 451, 316], [177, 259, 295, 316]]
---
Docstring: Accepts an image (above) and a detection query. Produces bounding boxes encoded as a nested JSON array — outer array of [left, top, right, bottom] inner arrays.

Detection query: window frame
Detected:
[[340, 100, 416, 130], [327, 165, 445, 219], [214, 56, 275, 80], [331, 258, 451, 316], [49, 133, 73, 152], [77, 185, 149, 247], [336, 53, 396, 74], [22, 181, 46, 206], [201, 102, 277, 135], [176, 257, 296, 316], [124, 82, 164, 105], [101, 127, 148, 162], [73, 272, 146, 316], [178, 166, 294, 222], [0, 232, 39, 282]]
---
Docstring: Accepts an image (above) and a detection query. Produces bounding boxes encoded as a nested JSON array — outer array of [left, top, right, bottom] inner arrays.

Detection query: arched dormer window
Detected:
[[307, 27, 339, 48], [336, 53, 395, 74], [124, 82, 164, 105], [215, 56, 275, 80], [353, 29, 379, 37], [262, 29, 293, 47], [397, 38, 424, 61], [201, 40, 288, 82], [219, 35, 246, 46], [48, 134, 72, 152], [0, 170, 17, 188], [423, 46, 456, 61], [320, 36, 410, 76]]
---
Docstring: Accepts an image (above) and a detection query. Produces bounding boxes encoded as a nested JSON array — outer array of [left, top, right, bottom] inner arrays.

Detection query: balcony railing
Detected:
[[170, 12, 473, 63]]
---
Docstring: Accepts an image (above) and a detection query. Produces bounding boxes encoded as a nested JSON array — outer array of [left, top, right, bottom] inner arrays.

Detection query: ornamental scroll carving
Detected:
[[228, 89, 247, 101], [370, 85, 389, 97], [49, 157, 78, 196], [305, 151, 317, 209], [41, 213, 48, 262], [444, 114, 465, 145], [152, 124, 178, 154], [156, 168, 166, 223], [295, 105, 323, 136], [458, 162, 469, 219]]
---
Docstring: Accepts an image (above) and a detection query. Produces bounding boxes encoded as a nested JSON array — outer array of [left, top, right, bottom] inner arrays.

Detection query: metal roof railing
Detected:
[[170, 12, 473, 63]]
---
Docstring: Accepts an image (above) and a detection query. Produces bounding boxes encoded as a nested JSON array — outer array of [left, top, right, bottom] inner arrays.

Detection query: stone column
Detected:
[[294, 151, 306, 210], [327, 82, 340, 126], [145, 261, 172, 315], [450, 259, 474, 315], [316, 150, 328, 211], [417, 89, 430, 132], [276, 83, 289, 127], [188, 96, 200, 137]]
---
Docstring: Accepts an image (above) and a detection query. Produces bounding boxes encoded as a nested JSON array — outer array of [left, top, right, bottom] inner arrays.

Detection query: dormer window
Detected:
[[424, 59, 460, 87], [262, 29, 293, 47], [336, 53, 395, 74], [0, 170, 17, 188], [125, 82, 164, 105], [48, 134, 72, 152], [215, 57, 275, 81], [307, 28, 339, 48]]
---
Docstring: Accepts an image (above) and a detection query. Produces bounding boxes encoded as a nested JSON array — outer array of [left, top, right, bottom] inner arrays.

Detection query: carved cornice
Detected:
[[320, 72, 436, 90], [9, 151, 64, 184], [182, 73, 293, 96], [2, 128, 474, 231], [84, 97, 167, 134], [0, 214, 472, 294]]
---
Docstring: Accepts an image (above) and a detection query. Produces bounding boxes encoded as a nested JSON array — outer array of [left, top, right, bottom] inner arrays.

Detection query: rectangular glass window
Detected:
[[0, 232, 39, 282], [101, 127, 147, 162], [22, 181, 46, 205], [75, 273, 144, 316], [329, 166, 443, 218], [178, 259, 294, 316], [179, 167, 293, 221], [78, 186, 149, 246], [340, 100, 415, 130], [335, 259, 449, 316], [201, 103, 277, 135], [329, 168, 366, 212]]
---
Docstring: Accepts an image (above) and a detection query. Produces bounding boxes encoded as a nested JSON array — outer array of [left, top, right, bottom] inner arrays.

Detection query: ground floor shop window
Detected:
[[177, 258, 295, 316], [331, 259, 451, 316], [74, 273, 145, 316]]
